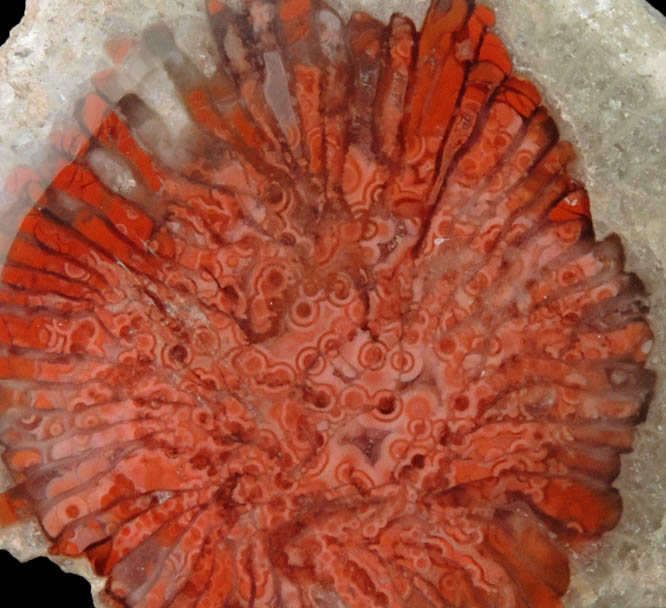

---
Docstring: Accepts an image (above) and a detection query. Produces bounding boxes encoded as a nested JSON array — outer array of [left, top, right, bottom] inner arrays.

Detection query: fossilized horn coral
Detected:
[[0, 0, 655, 607]]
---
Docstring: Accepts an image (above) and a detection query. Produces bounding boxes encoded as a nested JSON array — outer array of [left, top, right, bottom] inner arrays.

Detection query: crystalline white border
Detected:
[[0, 1, 664, 606]]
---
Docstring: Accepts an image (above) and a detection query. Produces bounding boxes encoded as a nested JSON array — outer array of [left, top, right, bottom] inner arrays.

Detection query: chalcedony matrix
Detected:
[[0, 1, 655, 606]]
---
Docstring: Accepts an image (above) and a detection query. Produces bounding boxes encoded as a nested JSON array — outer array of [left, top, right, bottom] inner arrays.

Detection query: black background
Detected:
[[0, 549, 95, 605], [0, 0, 665, 606]]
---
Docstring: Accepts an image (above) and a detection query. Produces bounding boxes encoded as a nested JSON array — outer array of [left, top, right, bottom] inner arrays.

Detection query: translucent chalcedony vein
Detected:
[[0, 0, 655, 607]]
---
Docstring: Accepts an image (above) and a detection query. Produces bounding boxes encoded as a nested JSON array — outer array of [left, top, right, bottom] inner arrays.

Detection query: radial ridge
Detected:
[[0, 1, 655, 607]]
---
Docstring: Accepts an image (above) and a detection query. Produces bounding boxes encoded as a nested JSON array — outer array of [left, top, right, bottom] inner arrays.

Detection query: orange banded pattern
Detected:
[[0, 1, 654, 607]]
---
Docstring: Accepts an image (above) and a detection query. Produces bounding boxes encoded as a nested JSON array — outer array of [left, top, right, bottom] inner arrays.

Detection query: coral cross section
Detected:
[[0, 0, 655, 607]]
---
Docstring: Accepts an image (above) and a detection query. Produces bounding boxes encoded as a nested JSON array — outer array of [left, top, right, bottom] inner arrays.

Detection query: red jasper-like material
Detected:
[[0, 0, 655, 607]]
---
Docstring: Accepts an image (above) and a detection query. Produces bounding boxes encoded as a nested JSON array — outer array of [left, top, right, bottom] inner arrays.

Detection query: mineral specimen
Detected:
[[0, 0, 663, 607]]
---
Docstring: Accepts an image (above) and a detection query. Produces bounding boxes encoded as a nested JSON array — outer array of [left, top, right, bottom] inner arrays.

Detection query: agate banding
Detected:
[[0, 0, 655, 606]]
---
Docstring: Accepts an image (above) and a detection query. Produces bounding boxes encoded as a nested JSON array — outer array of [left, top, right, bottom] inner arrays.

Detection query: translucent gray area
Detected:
[[0, 1, 664, 606]]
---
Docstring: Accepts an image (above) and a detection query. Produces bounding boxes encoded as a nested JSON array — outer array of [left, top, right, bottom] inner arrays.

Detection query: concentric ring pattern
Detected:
[[0, 0, 655, 607]]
